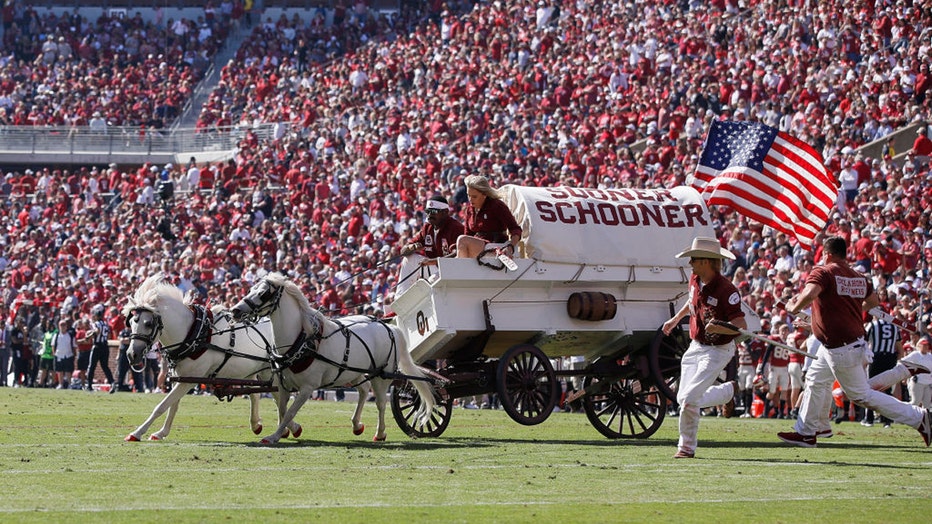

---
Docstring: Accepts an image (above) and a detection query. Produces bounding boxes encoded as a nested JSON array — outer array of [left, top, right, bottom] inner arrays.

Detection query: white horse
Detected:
[[230, 272, 435, 444], [123, 273, 301, 441]]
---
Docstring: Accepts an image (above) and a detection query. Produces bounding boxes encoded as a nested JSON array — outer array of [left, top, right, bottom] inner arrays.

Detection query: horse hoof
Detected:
[[253, 424, 263, 435], [373, 435, 386, 442], [353, 424, 365, 436], [148, 434, 162, 441], [260, 438, 274, 445], [282, 428, 290, 439], [125, 434, 140, 442], [292, 424, 303, 438]]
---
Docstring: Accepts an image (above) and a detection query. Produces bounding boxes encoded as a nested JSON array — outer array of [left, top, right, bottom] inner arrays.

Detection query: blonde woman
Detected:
[[456, 175, 522, 259]]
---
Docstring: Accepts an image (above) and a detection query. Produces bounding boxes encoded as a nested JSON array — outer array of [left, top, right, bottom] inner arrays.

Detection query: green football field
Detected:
[[1, 388, 929, 523]]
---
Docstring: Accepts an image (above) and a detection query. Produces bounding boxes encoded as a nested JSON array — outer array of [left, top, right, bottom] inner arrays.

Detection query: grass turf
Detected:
[[1, 388, 929, 523]]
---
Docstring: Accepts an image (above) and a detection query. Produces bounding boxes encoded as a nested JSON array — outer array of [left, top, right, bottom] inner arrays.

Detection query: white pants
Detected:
[[677, 339, 736, 453], [795, 341, 924, 436], [788, 362, 804, 389], [737, 364, 756, 391], [907, 380, 932, 408]]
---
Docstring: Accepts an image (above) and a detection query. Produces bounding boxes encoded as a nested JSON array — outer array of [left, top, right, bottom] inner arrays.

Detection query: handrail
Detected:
[[0, 123, 287, 162]]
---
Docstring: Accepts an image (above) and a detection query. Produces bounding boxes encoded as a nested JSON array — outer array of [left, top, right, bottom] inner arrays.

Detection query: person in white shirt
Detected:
[[53, 319, 76, 389], [904, 337, 932, 408]]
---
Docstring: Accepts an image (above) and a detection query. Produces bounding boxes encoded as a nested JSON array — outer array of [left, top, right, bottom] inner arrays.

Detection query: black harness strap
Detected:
[[163, 305, 213, 364], [274, 317, 398, 390]]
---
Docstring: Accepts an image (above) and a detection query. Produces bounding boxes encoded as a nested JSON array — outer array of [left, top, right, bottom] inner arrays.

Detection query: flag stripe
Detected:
[[769, 136, 836, 202], [696, 166, 824, 235], [690, 120, 838, 250], [699, 168, 821, 239], [707, 193, 817, 245]]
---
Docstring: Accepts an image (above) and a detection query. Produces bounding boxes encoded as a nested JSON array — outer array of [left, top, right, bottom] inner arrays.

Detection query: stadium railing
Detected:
[[0, 123, 286, 166]]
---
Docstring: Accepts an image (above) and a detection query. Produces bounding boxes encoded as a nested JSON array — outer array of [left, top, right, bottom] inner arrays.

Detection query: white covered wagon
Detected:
[[389, 185, 757, 439]]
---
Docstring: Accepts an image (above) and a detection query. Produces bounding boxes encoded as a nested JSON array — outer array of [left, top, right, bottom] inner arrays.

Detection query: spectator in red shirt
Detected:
[[910, 127, 932, 168]]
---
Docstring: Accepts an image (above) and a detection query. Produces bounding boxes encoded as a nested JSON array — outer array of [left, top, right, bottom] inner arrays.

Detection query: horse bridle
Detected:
[[238, 281, 284, 323], [126, 307, 163, 372]]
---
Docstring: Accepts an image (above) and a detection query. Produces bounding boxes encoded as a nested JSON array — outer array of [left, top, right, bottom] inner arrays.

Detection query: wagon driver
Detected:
[[394, 195, 465, 299], [662, 236, 745, 459]]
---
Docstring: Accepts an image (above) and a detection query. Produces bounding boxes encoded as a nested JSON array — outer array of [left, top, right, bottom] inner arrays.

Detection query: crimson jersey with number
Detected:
[[738, 338, 764, 366], [768, 337, 791, 367]]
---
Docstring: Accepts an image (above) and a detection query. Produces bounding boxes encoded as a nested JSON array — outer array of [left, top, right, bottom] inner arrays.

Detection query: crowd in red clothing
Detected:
[[1, 0, 932, 382], [0, 0, 235, 128]]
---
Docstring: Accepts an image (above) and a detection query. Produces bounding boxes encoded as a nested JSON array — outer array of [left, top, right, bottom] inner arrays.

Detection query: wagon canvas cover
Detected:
[[501, 185, 715, 268]]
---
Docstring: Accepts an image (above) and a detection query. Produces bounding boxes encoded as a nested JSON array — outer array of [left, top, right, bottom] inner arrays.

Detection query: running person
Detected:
[[778, 236, 932, 447], [662, 237, 745, 458]]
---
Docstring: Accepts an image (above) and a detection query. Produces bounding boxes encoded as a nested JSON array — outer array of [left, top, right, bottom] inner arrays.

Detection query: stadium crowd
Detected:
[[1, 0, 932, 416], [0, 0, 237, 128]]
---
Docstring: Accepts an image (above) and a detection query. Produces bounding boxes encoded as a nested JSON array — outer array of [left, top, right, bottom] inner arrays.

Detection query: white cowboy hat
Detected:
[[675, 236, 735, 260]]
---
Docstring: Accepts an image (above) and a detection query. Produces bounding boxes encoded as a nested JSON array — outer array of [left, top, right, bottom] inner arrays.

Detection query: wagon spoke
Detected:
[[391, 380, 453, 438], [583, 375, 666, 439]]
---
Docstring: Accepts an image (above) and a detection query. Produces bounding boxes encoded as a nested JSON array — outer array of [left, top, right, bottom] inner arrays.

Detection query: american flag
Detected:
[[689, 120, 837, 250]]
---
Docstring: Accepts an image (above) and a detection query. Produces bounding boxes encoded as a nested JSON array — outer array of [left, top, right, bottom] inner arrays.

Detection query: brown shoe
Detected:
[[673, 448, 695, 459], [722, 380, 738, 418]]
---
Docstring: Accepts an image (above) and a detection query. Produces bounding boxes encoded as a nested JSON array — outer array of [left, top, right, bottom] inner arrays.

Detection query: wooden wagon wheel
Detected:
[[391, 379, 453, 438], [581, 375, 667, 439], [647, 326, 690, 403], [496, 344, 558, 425]]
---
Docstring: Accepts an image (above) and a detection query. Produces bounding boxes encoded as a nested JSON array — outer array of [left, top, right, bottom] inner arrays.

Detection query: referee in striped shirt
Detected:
[[864, 317, 902, 427], [86, 306, 116, 392]]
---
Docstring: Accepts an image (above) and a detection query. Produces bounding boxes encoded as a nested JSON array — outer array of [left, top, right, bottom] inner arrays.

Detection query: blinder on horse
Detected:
[[238, 281, 284, 323], [127, 307, 164, 350], [127, 305, 216, 364]]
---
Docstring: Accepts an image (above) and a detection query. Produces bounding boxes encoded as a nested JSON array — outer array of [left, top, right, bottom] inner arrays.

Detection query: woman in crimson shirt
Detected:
[[456, 175, 522, 259]]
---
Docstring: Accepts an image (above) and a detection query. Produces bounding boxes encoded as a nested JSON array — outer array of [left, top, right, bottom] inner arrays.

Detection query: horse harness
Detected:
[[131, 304, 273, 380], [274, 316, 398, 391]]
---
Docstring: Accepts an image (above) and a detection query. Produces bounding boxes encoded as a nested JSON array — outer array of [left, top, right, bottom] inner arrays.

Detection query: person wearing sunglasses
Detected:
[[662, 236, 746, 459]]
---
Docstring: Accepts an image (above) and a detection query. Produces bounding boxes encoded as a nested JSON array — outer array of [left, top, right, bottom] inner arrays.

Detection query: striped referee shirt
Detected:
[[865, 319, 899, 355], [93, 319, 111, 346]]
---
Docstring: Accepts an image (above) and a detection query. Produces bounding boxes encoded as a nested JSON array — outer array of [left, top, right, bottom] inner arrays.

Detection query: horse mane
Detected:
[[122, 272, 186, 317], [264, 272, 321, 333]]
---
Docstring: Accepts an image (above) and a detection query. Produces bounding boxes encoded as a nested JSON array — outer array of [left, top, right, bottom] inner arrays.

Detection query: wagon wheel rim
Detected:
[[648, 326, 689, 403], [496, 344, 557, 426], [391, 380, 453, 438], [582, 376, 666, 439]]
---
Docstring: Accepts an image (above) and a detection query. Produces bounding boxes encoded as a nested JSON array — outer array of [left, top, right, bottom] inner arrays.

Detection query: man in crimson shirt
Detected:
[[780, 236, 932, 448], [662, 237, 746, 458], [910, 127, 932, 167], [393, 196, 465, 302], [400, 196, 464, 259]]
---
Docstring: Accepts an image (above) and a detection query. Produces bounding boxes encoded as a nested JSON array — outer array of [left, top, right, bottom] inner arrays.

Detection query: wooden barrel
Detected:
[[566, 292, 617, 321]]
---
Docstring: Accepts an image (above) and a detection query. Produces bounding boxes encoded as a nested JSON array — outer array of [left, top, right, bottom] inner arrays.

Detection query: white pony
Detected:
[[123, 273, 300, 441], [230, 272, 435, 444]]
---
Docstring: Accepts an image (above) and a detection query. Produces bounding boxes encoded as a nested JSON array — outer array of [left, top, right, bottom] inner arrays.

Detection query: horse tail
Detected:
[[393, 326, 435, 425]]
